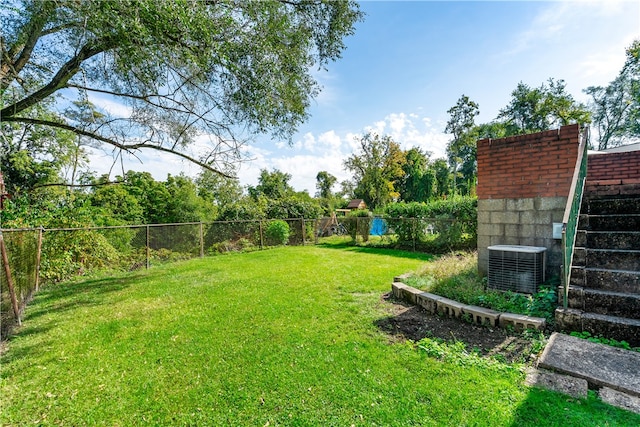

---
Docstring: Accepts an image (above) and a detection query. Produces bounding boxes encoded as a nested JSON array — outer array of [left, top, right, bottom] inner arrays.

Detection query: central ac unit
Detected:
[[488, 245, 546, 294]]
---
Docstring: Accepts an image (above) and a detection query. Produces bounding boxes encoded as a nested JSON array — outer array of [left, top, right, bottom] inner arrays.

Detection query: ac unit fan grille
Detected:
[[488, 245, 546, 294]]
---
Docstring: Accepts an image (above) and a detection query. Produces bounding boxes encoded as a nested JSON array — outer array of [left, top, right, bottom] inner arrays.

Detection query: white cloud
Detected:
[[89, 95, 133, 118], [234, 112, 451, 193]]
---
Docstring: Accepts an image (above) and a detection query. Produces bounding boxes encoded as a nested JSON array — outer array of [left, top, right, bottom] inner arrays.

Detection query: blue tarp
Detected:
[[370, 217, 387, 236]]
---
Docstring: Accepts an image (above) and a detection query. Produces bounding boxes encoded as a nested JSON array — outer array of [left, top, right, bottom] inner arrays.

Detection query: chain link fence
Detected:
[[1, 216, 475, 339], [314, 216, 477, 253]]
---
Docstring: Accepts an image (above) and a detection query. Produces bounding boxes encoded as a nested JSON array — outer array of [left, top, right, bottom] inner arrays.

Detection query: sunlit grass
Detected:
[[1, 246, 638, 426]]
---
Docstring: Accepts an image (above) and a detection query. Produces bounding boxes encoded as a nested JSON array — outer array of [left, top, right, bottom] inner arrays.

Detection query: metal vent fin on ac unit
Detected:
[[487, 245, 546, 294]]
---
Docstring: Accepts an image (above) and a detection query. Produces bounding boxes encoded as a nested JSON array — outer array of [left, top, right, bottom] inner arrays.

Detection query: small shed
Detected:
[[347, 199, 366, 210]]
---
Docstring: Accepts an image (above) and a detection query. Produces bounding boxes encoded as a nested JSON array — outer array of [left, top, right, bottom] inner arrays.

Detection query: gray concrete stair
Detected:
[[571, 267, 640, 294], [539, 332, 640, 397], [557, 188, 640, 345], [565, 286, 640, 320]]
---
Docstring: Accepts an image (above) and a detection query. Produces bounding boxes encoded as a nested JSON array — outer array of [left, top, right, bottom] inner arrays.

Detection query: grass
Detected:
[[404, 251, 559, 322], [1, 246, 638, 426]]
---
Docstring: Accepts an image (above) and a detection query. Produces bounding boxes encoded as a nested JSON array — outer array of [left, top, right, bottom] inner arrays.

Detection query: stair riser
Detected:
[[571, 268, 640, 294], [584, 198, 640, 215], [574, 249, 640, 271], [556, 309, 640, 347], [584, 232, 640, 251], [565, 288, 640, 320], [580, 215, 640, 232]]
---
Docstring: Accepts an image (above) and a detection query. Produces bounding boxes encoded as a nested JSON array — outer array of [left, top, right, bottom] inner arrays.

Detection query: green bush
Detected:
[[265, 220, 290, 246], [385, 196, 477, 252]]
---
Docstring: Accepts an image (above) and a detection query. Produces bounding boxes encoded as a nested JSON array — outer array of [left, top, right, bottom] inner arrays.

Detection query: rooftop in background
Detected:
[[591, 142, 640, 154]]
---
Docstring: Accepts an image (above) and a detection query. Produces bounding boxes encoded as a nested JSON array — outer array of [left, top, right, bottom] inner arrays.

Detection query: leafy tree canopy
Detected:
[[1, 0, 362, 178], [585, 39, 640, 149], [343, 133, 406, 210], [497, 78, 591, 136]]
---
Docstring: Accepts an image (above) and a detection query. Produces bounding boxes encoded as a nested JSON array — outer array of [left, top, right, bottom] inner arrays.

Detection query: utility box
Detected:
[[488, 245, 546, 294]]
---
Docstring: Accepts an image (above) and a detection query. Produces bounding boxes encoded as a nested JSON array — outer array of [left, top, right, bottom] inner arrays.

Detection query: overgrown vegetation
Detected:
[[570, 331, 640, 353], [2, 246, 637, 426], [404, 251, 558, 323]]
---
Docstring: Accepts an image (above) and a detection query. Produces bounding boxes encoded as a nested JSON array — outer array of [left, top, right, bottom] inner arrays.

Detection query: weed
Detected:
[[406, 251, 558, 322], [570, 331, 640, 353]]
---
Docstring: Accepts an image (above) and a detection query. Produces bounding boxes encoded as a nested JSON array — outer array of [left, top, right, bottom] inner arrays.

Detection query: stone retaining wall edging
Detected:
[[391, 279, 546, 331]]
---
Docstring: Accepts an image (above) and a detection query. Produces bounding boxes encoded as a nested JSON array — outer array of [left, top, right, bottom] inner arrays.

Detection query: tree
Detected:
[[315, 171, 337, 199], [585, 40, 640, 150], [0, 103, 81, 194], [432, 159, 451, 198], [90, 183, 144, 225], [164, 174, 216, 223], [445, 95, 479, 196], [248, 169, 294, 200], [121, 171, 171, 224], [399, 147, 432, 202], [497, 78, 591, 136], [1, 1, 363, 178], [196, 169, 244, 208], [315, 170, 338, 214], [343, 133, 406, 210]]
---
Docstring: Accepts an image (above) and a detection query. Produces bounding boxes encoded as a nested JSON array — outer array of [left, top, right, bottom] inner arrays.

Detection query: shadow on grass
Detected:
[[509, 387, 640, 426], [315, 241, 434, 261], [2, 270, 162, 347]]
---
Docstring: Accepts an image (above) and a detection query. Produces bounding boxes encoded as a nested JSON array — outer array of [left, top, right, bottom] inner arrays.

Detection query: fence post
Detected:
[[301, 218, 305, 246], [259, 220, 264, 250], [146, 225, 150, 269], [199, 222, 204, 258], [412, 218, 417, 252], [0, 230, 21, 326], [35, 226, 43, 291]]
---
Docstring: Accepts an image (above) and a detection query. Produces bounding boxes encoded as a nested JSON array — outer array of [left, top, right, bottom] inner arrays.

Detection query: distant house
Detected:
[[346, 199, 366, 210]]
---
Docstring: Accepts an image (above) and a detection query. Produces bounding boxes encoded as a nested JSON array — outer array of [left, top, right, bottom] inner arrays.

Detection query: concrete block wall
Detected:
[[477, 197, 566, 278], [476, 124, 582, 279]]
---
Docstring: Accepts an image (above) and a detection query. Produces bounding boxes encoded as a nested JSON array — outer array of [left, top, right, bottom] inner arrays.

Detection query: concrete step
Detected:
[[556, 308, 640, 347], [579, 214, 640, 232], [573, 248, 640, 271], [583, 197, 640, 215], [575, 230, 640, 251], [565, 286, 640, 320], [538, 332, 640, 397], [571, 267, 640, 294]]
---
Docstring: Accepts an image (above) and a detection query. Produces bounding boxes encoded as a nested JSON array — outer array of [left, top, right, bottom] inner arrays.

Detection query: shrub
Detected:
[[385, 196, 477, 252], [265, 220, 290, 246]]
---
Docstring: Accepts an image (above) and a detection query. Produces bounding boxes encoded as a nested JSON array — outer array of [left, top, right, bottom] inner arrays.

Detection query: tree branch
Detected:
[[2, 116, 235, 179], [1, 37, 115, 118], [33, 180, 124, 190]]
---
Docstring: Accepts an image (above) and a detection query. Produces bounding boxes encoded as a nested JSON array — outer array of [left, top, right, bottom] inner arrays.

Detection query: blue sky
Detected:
[[89, 0, 640, 194]]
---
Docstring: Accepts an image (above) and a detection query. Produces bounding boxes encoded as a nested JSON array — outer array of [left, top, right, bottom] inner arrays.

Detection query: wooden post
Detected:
[[412, 218, 417, 252], [0, 231, 21, 326], [259, 220, 264, 250], [199, 222, 204, 258], [301, 218, 305, 246], [35, 227, 43, 291], [146, 225, 150, 269]]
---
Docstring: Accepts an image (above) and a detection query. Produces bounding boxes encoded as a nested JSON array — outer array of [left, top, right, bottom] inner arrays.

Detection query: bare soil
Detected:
[[376, 292, 542, 364]]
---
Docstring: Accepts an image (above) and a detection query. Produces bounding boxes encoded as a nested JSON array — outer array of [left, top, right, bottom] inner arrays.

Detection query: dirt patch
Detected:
[[376, 292, 542, 364]]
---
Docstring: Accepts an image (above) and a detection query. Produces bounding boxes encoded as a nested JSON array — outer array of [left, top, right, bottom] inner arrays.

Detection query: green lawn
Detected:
[[1, 246, 638, 426]]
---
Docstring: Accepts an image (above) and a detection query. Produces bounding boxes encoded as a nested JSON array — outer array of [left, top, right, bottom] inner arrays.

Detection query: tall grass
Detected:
[[405, 251, 559, 322], [1, 246, 637, 426]]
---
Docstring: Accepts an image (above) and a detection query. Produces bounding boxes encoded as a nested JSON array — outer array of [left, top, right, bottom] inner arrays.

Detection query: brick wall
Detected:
[[587, 149, 640, 182], [476, 124, 582, 279], [477, 124, 580, 200]]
